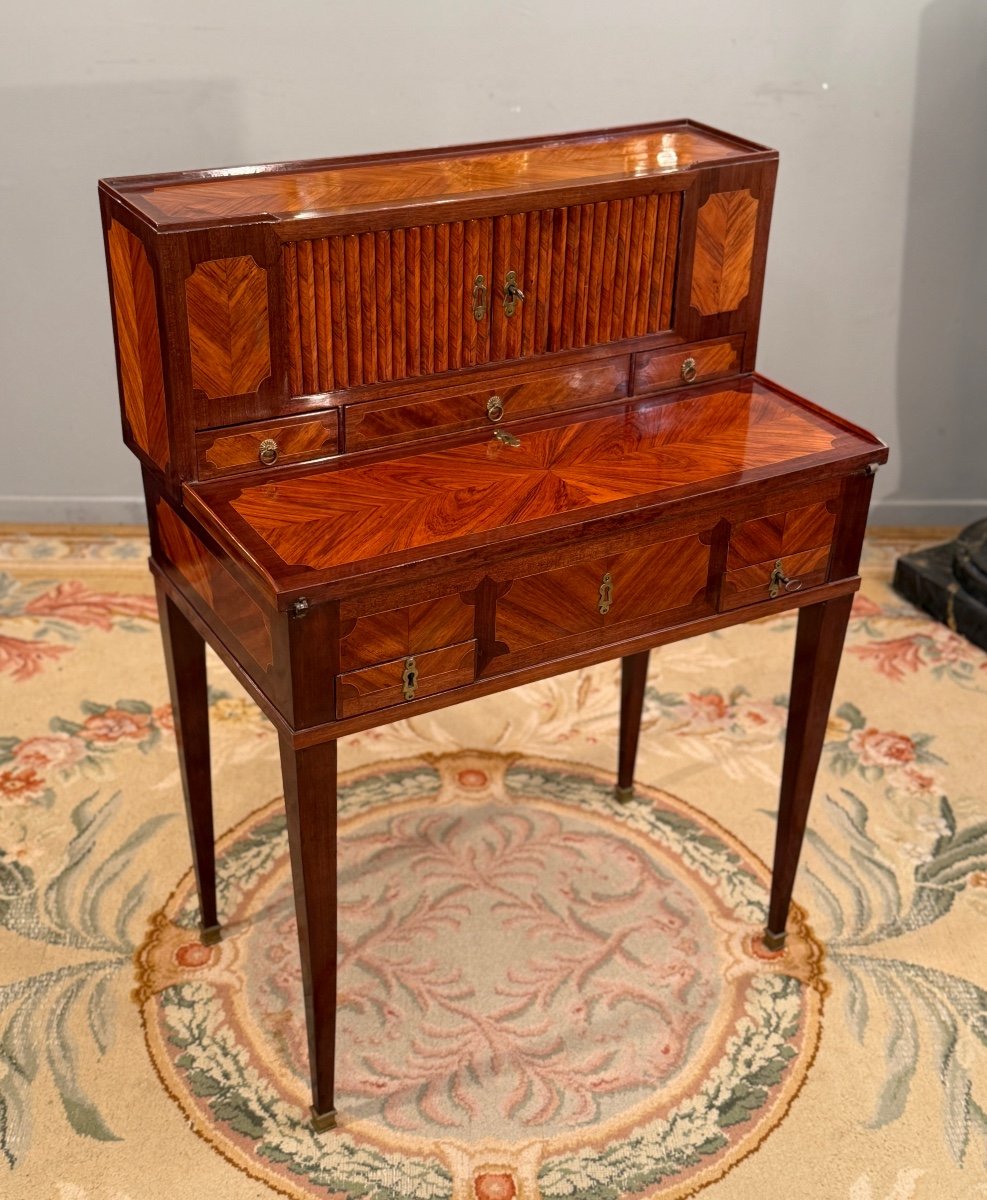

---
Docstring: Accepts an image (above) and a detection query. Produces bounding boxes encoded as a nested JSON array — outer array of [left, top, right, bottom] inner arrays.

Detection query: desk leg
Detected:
[[616, 651, 651, 802], [279, 734, 338, 1131], [155, 579, 219, 944], [766, 593, 854, 949]]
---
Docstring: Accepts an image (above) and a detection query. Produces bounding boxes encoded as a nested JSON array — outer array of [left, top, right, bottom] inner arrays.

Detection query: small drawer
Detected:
[[336, 640, 476, 719], [727, 499, 838, 571], [196, 412, 338, 479], [633, 336, 744, 394], [344, 356, 630, 452], [720, 545, 832, 612], [495, 532, 712, 659], [338, 593, 474, 673]]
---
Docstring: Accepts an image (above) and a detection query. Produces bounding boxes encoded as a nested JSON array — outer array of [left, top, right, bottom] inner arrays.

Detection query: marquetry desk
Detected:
[[99, 120, 887, 1129]]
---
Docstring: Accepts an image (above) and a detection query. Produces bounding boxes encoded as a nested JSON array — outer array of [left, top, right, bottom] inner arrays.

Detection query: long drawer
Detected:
[[343, 356, 630, 452]]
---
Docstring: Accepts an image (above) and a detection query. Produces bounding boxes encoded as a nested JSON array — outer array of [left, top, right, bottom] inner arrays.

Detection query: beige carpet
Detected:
[[1, 527, 985, 1200]]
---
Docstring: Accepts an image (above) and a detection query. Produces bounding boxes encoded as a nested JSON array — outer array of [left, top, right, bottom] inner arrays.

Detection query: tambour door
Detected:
[[281, 191, 683, 394]]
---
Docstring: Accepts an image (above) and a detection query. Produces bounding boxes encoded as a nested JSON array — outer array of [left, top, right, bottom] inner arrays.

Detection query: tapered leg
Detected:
[[765, 594, 854, 949], [279, 734, 338, 1130], [155, 579, 218, 942], [616, 650, 651, 802]]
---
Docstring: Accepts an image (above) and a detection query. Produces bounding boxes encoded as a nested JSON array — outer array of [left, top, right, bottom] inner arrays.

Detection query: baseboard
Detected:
[[0, 495, 147, 525], [868, 500, 985, 528]]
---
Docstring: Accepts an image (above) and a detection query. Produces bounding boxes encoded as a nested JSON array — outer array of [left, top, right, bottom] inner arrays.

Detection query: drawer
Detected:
[[196, 411, 338, 478], [727, 499, 837, 570], [336, 640, 476, 719], [495, 532, 711, 657], [338, 592, 475, 672], [344, 356, 630, 452], [720, 545, 832, 612], [633, 336, 744, 395]]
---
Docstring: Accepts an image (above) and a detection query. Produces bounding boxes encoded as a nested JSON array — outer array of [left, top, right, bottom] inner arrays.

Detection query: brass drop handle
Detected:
[[473, 274, 487, 321], [487, 395, 505, 423], [503, 270, 524, 317], [598, 571, 614, 615], [258, 438, 279, 466], [769, 560, 802, 599], [402, 656, 418, 701], [681, 357, 698, 384], [493, 428, 520, 447]]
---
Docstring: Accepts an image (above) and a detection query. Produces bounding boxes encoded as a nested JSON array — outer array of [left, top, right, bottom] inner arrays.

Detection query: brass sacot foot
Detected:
[[614, 784, 635, 804], [762, 928, 787, 952], [200, 924, 222, 946], [310, 1106, 338, 1132]]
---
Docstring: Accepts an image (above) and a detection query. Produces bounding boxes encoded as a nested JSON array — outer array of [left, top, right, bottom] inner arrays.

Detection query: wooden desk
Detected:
[[99, 121, 887, 1130]]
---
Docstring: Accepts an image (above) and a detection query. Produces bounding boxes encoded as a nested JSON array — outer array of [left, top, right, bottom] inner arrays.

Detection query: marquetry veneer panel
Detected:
[[727, 499, 838, 570], [196, 412, 338, 479], [690, 190, 758, 316], [338, 593, 475, 672], [107, 221, 169, 468], [282, 192, 681, 393], [186, 256, 271, 401]]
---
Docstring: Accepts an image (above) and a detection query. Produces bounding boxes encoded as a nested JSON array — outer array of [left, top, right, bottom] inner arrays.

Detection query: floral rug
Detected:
[[1, 527, 985, 1200]]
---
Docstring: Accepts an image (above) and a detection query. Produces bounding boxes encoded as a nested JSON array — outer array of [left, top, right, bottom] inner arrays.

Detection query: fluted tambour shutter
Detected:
[[282, 191, 682, 394]]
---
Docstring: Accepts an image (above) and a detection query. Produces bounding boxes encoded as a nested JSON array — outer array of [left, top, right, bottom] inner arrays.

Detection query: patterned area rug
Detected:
[[1, 527, 986, 1199]]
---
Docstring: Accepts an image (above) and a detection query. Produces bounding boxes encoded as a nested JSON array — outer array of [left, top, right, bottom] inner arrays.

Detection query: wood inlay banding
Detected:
[[107, 221, 168, 467], [282, 193, 681, 394], [186, 256, 271, 400]]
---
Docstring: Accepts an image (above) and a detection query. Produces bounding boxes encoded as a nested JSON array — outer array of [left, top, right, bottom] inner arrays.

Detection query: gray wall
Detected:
[[1, 0, 983, 526]]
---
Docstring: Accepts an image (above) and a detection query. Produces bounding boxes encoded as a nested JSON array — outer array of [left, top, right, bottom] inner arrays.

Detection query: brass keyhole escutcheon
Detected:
[[402, 656, 418, 701], [473, 274, 487, 321], [598, 571, 614, 615], [681, 357, 698, 383], [768, 560, 802, 599], [258, 438, 279, 466], [487, 395, 505, 423], [493, 428, 520, 447], [503, 270, 524, 317]]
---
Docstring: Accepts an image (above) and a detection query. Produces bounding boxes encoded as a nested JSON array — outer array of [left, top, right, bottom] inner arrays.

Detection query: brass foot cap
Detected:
[[762, 928, 787, 952], [310, 1106, 338, 1133], [614, 784, 635, 804], [200, 924, 222, 946]]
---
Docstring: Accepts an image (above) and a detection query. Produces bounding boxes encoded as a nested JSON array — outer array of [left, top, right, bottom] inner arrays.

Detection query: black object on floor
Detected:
[[893, 519, 987, 652]]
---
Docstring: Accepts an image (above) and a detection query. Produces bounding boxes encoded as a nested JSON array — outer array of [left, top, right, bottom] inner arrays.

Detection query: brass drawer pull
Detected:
[[681, 356, 698, 383], [258, 438, 279, 466], [503, 270, 524, 317], [599, 571, 614, 615], [493, 429, 520, 447], [473, 274, 487, 321], [402, 655, 418, 700], [487, 395, 505, 423], [769, 560, 802, 599]]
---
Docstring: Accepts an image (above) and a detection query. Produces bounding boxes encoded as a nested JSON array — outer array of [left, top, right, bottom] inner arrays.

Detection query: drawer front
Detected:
[[721, 545, 832, 612], [339, 593, 474, 672], [344, 357, 630, 452], [727, 499, 837, 570], [282, 191, 682, 394], [196, 412, 338, 478], [336, 640, 476, 719], [496, 532, 711, 657], [633, 336, 744, 395]]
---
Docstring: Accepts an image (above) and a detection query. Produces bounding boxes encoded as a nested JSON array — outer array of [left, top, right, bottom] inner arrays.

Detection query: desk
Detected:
[[99, 121, 887, 1129]]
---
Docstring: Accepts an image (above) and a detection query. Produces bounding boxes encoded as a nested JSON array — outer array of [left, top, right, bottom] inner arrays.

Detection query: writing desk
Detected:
[[99, 121, 887, 1129]]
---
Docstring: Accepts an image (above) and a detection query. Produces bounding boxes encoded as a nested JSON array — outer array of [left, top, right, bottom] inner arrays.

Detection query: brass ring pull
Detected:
[[402, 656, 418, 701], [681, 357, 698, 383], [769, 560, 802, 599], [258, 438, 278, 466], [487, 395, 505, 423], [473, 274, 487, 321], [598, 571, 614, 615], [503, 270, 524, 317]]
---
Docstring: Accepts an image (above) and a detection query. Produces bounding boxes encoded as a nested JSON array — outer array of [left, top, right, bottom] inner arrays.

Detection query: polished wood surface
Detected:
[[106, 221, 169, 468], [107, 122, 769, 228], [99, 122, 888, 1129]]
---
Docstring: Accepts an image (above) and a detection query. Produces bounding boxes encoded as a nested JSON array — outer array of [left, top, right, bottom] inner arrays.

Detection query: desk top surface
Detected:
[[103, 121, 772, 230], [185, 378, 886, 602]]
